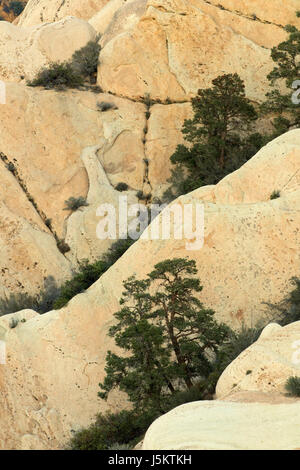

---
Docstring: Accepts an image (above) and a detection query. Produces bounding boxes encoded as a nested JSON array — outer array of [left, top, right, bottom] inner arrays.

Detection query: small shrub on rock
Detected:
[[285, 376, 300, 397], [64, 196, 88, 212], [115, 182, 129, 192], [270, 190, 280, 200], [28, 62, 84, 90], [97, 101, 118, 112]]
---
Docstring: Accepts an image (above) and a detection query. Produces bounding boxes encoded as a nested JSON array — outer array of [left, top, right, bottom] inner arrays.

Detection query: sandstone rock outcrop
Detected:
[[0, 0, 299, 451], [216, 321, 300, 398], [97, 0, 297, 102], [207, 0, 300, 27], [0, 130, 300, 449], [90, 0, 147, 39], [142, 397, 300, 450], [0, 157, 72, 301], [0, 0, 297, 295], [143, 318, 300, 450], [0, 83, 145, 241], [18, 0, 110, 26], [0, 16, 96, 82], [0, 81, 192, 293], [0, 0, 28, 22]]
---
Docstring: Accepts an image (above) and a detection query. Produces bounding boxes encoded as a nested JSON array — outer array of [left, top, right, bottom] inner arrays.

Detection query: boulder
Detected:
[[0, 131, 300, 448], [142, 398, 300, 450], [207, 0, 300, 27], [216, 321, 300, 398], [97, 0, 292, 102], [93, 0, 147, 44], [18, 0, 110, 27], [0, 160, 71, 300], [0, 16, 96, 82], [0, 83, 146, 246]]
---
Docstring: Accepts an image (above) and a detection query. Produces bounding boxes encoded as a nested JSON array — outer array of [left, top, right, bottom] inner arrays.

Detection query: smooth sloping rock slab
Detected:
[[216, 321, 300, 398], [143, 400, 300, 450]]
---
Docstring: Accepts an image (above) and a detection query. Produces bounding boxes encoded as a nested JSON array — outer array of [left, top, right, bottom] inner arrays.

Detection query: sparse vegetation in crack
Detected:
[[0, 152, 70, 257], [63, 196, 89, 212], [138, 94, 153, 204], [203, 1, 286, 29], [54, 0, 66, 21], [100, 89, 189, 107]]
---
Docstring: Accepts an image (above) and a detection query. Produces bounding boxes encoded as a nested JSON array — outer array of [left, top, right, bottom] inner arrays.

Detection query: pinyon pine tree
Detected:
[[99, 258, 230, 413], [262, 24, 300, 134], [165, 73, 263, 199]]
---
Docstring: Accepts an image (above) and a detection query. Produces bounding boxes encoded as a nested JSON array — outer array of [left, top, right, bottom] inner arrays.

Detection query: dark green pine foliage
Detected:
[[166, 73, 262, 199], [261, 25, 300, 134], [99, 258, 230, 413]]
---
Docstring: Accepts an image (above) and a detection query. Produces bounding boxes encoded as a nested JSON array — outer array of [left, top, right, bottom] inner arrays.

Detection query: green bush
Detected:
[[53, 259, 108, 309], [270, 190, 280, 200], [71, 38, 101, 83], [115, 182, 129, 192], [163, 383, 208, 411], [7, 1, 25, 16], [0, 239, 135, 316], [285, 376, 300, 397], [136, 190, 148, 200], [69, 409, 158, 450], [64, 196, 88, 212], [0, 293, 42, 317], [28, 62, 84, 90], [220, 324, 262, 365], [97, 101, 117, 112]]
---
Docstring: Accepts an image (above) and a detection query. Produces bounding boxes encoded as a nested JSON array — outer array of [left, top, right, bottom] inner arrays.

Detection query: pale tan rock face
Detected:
[[0, 17, 97, 82], [142, 399, 300, 450], [0, 81, 193, 271], [64, 144, 139, 264], [216, 321, 300, 398], [0, 286, 127, 450], [89, 0, 129, 35], [97, 0, 285, 102], [205, 129, 300, 204], [208, 0, 300, 27], [0, 161, 72, 300], [146, 102, 192, 196], [0, 83, 146, 245], [18, 0, 111, 27], [95, 0, 148, 44], [0, 132, 300, 449]]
